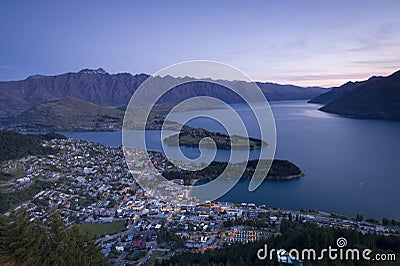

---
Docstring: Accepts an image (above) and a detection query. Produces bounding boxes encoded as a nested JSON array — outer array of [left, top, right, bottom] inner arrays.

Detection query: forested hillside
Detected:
[[0, 212, 107, 265], [0, 131, 63, 162]]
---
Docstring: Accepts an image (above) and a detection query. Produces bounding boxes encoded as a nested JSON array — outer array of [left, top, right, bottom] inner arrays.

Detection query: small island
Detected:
[[163, 128, 267, 149]]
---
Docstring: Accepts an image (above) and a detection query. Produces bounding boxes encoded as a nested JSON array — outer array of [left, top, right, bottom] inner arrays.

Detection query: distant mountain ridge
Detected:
[[320, 70, 400, 119], [308, 76, 383, 105], [0, 68, 327, 118], [0, 68, 148, 118]]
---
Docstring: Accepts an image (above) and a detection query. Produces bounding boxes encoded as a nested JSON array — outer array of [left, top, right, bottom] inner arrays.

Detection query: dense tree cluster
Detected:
[[0, 212, 108, 266], [246, 159, 303, 178], [0, 171, 12, 181], [0, 131, 64, 162], [164, 128, 266, 149], [160, 220, 400, 266], [162, 159, 302, 183]]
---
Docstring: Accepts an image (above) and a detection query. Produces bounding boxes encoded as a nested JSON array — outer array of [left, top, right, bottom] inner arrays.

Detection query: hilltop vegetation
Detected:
[[0, 131, 65, 212], [0, 131, 63, 162]]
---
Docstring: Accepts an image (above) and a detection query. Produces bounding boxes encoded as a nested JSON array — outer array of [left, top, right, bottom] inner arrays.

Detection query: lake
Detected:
[[57, 101, 400, 219]]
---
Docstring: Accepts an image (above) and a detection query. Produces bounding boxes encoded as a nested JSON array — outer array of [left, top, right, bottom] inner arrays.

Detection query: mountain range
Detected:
[[308, 76, 383, 105], [318, 70, 400, 119], [1, 68, 399, 131], [0, 68, 148, 118], [0, 68, 327, 119]]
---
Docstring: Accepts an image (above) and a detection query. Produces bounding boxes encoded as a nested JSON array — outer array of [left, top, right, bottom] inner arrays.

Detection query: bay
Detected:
[[55, 101, 400, 219]]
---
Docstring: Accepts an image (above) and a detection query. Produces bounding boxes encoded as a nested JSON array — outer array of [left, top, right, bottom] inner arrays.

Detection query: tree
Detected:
[[160, 220, 400, 266], [382, 218, 390, 226], [365, 218, 380, 224], [356, 214, 363, 222], [0, 212, 108, 265]]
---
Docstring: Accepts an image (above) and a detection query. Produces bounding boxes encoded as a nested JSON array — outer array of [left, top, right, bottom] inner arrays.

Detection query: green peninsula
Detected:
[[161, 159, 303, 183]]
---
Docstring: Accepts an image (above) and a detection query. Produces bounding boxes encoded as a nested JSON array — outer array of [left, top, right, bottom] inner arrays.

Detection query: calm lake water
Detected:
[[57, 101, 400, 219]]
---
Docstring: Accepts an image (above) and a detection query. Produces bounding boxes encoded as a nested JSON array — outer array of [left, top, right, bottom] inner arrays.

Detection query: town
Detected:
[[1, 137, 399, 265]]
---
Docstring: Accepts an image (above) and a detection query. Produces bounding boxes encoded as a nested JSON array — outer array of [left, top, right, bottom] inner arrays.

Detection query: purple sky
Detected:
[[1, 0, 399, 87]]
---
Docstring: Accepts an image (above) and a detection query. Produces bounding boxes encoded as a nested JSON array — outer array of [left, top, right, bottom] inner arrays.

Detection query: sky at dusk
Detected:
[[1, 0, 399, 87]]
